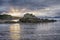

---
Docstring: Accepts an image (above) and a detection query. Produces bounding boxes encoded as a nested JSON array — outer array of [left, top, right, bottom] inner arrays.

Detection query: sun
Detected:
[[8, 8, 20, 16]]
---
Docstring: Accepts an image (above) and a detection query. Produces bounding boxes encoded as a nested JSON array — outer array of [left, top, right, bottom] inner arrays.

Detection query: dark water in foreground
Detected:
[[0, 21, 60, 40]]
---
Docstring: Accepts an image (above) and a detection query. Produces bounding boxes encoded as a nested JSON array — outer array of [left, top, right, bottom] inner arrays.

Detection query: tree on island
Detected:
[[19, 13, 38, 23], [24, 13, 36, 18], [0, 14, 12, 20]]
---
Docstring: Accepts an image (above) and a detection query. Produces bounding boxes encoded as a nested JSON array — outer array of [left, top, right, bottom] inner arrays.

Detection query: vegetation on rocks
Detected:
[[19, 13, 56, 23], [0, 13, 56, 23], [0, 14, 12, 20]]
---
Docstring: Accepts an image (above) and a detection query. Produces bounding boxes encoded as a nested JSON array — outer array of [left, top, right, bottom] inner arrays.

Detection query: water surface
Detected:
[[0, 21, 60, 40]]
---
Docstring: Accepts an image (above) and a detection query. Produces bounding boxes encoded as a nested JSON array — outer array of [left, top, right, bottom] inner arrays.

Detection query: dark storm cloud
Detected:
[[10, 0, 60, 9], [0, 0, 3, 5], [10, 0, 47, 10]]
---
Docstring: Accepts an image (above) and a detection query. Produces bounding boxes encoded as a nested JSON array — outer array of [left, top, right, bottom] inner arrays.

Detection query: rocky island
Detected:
[[19, 13, 56, 23], [0, 14, 19, 23], [0, 13, 57, 23]]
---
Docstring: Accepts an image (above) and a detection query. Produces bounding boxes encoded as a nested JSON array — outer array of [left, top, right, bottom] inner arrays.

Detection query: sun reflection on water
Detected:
[[9, 24, 21, 40]]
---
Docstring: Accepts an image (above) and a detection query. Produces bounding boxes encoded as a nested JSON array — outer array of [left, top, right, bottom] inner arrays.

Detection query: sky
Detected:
[[0, 0, 60, 17]]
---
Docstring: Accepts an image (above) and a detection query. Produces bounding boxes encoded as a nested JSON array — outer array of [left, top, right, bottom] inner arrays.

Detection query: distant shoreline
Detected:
[[0, 20, 57, 24], [0, 13, 57, 24]]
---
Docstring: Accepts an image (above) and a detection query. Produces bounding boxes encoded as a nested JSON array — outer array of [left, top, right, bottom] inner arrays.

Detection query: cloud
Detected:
[[0, 0, 60, 16], [0, 0, 60, 9]]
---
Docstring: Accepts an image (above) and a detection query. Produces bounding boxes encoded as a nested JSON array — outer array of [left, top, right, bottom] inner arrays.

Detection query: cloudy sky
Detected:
[[0, 0, 60, 17]]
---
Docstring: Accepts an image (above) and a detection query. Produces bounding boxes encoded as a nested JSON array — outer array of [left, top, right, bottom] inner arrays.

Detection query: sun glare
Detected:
[[8, 8, 20, 16]]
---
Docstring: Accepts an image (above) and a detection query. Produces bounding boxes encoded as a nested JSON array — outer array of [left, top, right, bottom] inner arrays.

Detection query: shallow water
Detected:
[[0, 21, 60, 40]]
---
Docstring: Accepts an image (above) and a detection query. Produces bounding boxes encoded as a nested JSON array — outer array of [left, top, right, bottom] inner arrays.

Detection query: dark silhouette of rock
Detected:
[[19, 13, 56, 23]]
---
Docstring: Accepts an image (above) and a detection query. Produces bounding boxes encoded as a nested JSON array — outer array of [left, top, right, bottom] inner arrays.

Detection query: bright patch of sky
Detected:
[[0, 0, 60, 17]]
